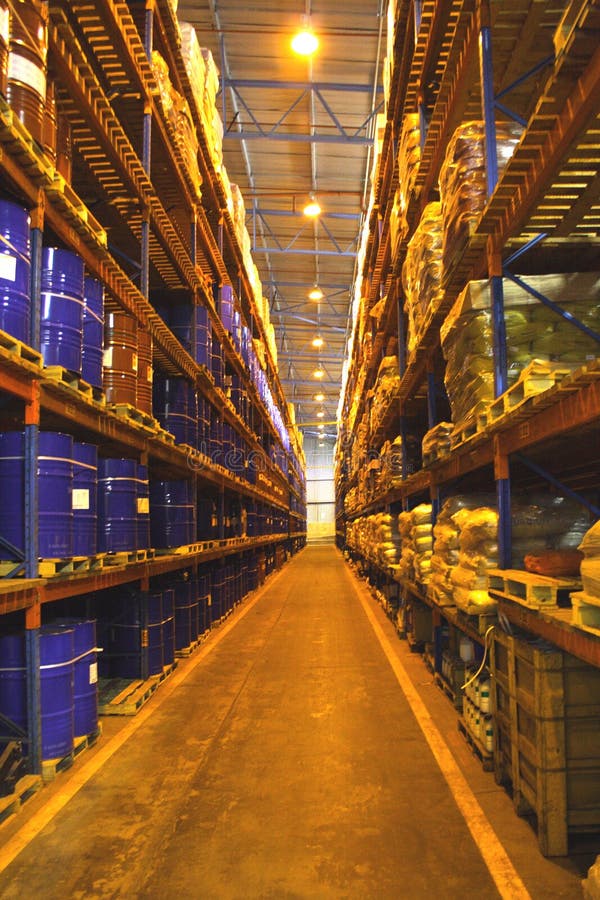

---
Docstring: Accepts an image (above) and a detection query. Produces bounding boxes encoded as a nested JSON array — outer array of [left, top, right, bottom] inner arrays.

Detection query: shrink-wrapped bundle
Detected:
[[422, 422, 453, 466], [440, 272, 600, 430], [397, 504, 433, 584], [451, 507, 499, 613], [578, 520, 600, 597], [179, 22, 206, 111], [439, 120, 521, 276], [402, 202, 443, 353], [397, 113, 421, 235]]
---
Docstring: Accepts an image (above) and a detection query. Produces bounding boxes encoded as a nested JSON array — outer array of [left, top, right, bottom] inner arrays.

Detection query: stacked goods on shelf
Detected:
[[397, 504, 432, 585], [346, 513, 402, 568], [370, 355, 401, 435], [421, 422, 453, 466], [0, 198, 31, 343], [440, 272, 600, 437], [450, 507, 498, 614], [463, 667, 493, 754], [511, 497, 589, 570], [571, 521, 600, 632], [438, 121, 522, 277], [151, 50, 201, 193], [396, 113, 421, 239], [402, 202, 443, 354], [178, 22, 222, 173], [493, 628, 600, 856]]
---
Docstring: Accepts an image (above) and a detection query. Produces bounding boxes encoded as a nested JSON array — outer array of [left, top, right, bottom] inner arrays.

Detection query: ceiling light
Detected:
[[313, 366, 324, 379], [308, 286, 323, 301], [311, 335, 325, 349], [291, 30, 319, 56], [316, 410, 324, 418], [314, 392, 325, 403], [303, 199, 321, 218], [318, 423, 325, 430]]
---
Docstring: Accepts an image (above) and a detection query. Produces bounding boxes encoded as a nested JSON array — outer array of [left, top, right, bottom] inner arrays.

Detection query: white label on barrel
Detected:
[[137, 497, 149, 514], [103, 347, 113, 368], [0, 254, 17, 283], [0, 8, 9, 42], [89, 662, 98, 685], [72, 488, 90, 510], [131, 352, 138, 373], [7, 54, 46, 99]]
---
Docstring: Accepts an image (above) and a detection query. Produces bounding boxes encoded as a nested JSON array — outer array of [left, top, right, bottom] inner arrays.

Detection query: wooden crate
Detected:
[[492, 628, 600, 855]]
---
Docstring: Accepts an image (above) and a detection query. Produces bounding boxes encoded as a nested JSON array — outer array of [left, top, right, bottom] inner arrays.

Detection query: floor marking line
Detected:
[[352, 575, 531, 900], [0, 562, 293, 874]]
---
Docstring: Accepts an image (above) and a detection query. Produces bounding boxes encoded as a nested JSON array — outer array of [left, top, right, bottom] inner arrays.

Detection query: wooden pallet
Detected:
[[104, 548, 155, 566], [41, 725, 103, 783], [98, 663, 177, 716], [0, 774, 42, 825], [487, 568, 580, 610], [175, 637, 203, 658], [434, 672, 463, 710], [450, 415, 486, 449], [43, 366, 104, 405], [457, 716, 494, 772], [107, 403, 159, 432], [486, 365, 575, 425], [571, 591, 600, 635], [0, 328, 42, 369]]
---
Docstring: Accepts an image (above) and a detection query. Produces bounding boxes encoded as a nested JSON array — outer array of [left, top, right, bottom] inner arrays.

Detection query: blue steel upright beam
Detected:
[[25, 628, 41, 773], [140, 5, 153, 301]]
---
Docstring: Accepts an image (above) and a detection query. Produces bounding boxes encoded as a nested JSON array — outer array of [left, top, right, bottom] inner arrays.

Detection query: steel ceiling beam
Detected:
[[225, 79, 383, 93], [223, 78, 384, 145], [247, 208, 361, 221]]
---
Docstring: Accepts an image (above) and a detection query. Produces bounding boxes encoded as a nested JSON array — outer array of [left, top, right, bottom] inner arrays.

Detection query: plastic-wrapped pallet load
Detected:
[[513, 496, 589, 570], [450, 507, 499, 613], [440, 271, 600, 433], [396, 113, 421, 236], [402, 201, 443, 354], [422, 421, 453, 466], [370, 355, 401, 435], [439, 120, 522, 277], [397, 504, 432, 585], [179, 22, 206, 112]]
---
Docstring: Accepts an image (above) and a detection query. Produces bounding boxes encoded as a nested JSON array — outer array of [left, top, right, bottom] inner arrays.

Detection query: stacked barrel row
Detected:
[[0, 546, 272, 762]]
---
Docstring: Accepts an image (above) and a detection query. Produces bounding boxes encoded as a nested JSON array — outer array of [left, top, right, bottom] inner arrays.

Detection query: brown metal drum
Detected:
[[0, 1, 9, 98], [136, 326, 153, 415], [103, 311, 138, 407], [7, 0, 48, 145], [56, 108, 72, 182], [42, 78, 56, 162]]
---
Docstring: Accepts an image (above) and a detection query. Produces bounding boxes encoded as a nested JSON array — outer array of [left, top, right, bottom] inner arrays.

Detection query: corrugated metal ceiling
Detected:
[[177, 0, 384, 435]]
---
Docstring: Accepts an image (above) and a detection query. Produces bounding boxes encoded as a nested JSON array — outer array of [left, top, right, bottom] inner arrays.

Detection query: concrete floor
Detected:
[[0, 544, 591, 898]]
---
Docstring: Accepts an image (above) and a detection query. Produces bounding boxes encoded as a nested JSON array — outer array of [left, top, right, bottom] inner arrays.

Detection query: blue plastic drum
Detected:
[[40, 626, 74, 760], [162, 588, 175, 667], [194, 305, 211, 367], [173, 577, 195, 651], [136, 463, 150, 550], [0, 199, 31, 343], [40, 247, 85, 373], [72, 442, 97, 557], [97, 458, 137, 553], [153, 376, 196, 446], [150, 480, 196, 549], [82, 276, 104, 389], [0, 633, 27, 740], [147, 591, 164, 676], [39, 432, 73, 559], [55, 618, 98, 738]]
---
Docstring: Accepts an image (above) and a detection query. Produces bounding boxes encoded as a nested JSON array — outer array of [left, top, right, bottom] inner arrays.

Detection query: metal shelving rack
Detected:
[[0, 0, 306, 772], [336, 0, 600, 663]]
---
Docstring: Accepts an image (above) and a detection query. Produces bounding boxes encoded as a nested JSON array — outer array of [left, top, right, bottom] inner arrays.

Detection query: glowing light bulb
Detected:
[[313, 367, 324, 379], [291, 30, 319, 56], [308, 286, 323, 301], [303, 199, 321, 217], [316, 410, 324, 418], [311, 336, 324, 349], [314, 392, 325, 403]]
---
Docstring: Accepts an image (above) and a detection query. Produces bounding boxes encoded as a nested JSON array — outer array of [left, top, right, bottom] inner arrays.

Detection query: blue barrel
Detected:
[[169, 303, 193, 353], [220, 285, 234, 333], [150, 480, 196, 549], [173, 577, 195, 650], [136, 463, 150, 550], [103, 596, 141, 679], [0, 633, 27, 741], [40, 626, 74, 760], [196, 571, 210, 636], [40, 247, 85, 373], [97, 458, 137, 553], [211, 332, 224, 388], [72, 442, 97, 557], [55, 618, 98, 738], [162, 588, 175, 667], [194, 305, 211, 367], [82, 276, 104, 389], [153, 376, 195, 446], [0, 199, 31, 343], [147, 591, 164, 676]]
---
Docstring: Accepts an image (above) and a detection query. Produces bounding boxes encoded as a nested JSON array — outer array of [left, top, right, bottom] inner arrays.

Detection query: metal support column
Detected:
[[25, 624, 41, 774], [426, 368, 437, 430], [479, 5, 498, 198]]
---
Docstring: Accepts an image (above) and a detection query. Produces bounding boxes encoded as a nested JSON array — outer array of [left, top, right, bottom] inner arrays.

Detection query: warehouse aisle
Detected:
[[0, 545, 585, 899]]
